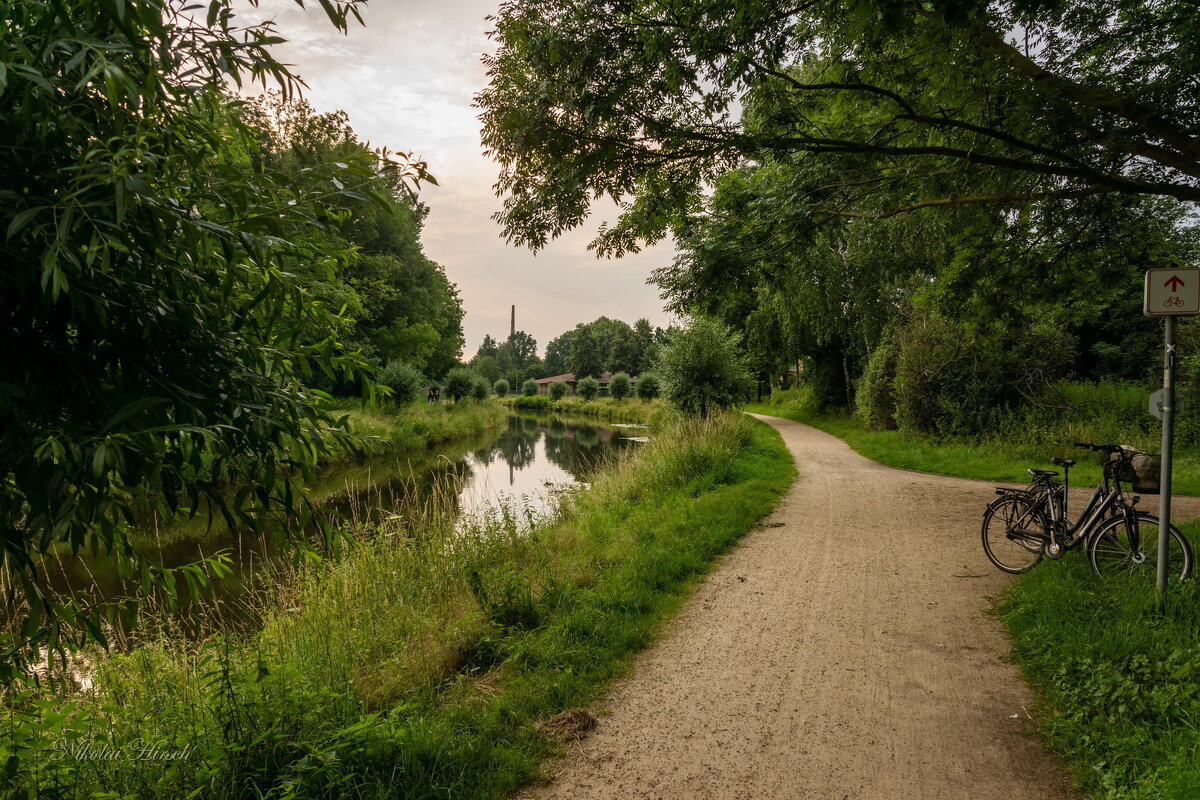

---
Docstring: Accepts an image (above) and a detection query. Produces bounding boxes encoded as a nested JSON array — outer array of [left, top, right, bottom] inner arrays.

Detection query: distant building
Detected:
[[535, 371, 632, 396]]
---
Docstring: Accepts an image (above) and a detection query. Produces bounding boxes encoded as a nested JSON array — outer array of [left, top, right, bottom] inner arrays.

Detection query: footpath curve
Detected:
[[523, 414, 1188, 800]]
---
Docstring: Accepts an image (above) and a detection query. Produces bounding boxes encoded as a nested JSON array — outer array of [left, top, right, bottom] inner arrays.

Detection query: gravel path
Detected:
[[525, 415, 1200, 800]]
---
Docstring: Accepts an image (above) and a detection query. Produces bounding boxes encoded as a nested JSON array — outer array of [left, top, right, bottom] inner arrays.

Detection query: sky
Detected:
[[238, 0, 677, 359]]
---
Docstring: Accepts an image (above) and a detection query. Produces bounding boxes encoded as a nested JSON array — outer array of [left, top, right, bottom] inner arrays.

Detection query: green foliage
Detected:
[[0, 0, 404, 674], [444, 368, 477, 403], [377, 361, 425, 406], [609, 372, 631, 400], [656, 319, 753, 418], [521, 379, 539, 397], [481, 0, 1200, 256], [493, 379, 510, 397], [549, 381, 568, 400], [1000, 556, 1200, 800], [892, 311, 1075, 437], [569, 327, 604, 379], [577, 376, 600, 401], [636, 374, 661, 400], [509, 394, 554, 412], [471, 378, 490, 402], [855, 336, 900, 431]]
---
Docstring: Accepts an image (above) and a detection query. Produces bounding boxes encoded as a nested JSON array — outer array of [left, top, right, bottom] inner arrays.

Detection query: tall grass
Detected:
[[2, 412, 793, 799]]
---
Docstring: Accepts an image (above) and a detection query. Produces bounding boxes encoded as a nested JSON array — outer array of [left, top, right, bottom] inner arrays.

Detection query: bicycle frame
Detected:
[[1001, 460, 1132, 551]]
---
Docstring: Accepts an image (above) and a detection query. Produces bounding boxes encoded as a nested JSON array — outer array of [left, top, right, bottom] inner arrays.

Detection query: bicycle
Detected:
[[981, 443, 1193, 580]]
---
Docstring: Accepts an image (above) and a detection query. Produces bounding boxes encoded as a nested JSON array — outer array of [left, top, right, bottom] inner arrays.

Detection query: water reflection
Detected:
[[12, 415, 639, 642]]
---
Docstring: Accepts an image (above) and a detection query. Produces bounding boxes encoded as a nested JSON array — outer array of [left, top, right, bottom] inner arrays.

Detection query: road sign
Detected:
[[1150, 388, 1186, 420], [1144, 268, 1200, 316]]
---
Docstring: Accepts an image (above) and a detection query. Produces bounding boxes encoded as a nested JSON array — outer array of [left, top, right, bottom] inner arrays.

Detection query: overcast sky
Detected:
[[240, 0, 676, 359]]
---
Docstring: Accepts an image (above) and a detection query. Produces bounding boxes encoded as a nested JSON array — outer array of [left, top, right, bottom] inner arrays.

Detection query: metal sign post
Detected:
[[1144, 268, 1200, 598]]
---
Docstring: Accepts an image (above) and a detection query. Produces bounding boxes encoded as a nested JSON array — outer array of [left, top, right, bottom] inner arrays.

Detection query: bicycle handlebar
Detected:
[[1073, 442, 1124, 453]]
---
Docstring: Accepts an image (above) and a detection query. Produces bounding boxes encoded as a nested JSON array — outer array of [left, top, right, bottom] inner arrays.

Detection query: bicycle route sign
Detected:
[[1144, 268, 1200, 316]]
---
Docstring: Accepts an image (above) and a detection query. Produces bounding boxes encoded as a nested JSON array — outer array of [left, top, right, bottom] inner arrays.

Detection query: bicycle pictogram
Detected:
[[1164, 296, 1185, 308]]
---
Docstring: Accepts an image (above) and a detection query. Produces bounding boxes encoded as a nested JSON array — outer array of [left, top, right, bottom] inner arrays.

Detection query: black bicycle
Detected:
[[981, 443, 1193, 580]]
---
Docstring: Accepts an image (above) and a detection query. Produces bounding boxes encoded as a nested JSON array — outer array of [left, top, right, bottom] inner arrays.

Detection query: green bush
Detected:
[[549, 380, 568, 400], [493, 378, 510, 397], [521, 379, 538, 396], [377, 360, 426, 406], [471, 377, 490, 401], [655, 318, 753, 418], [510, 394, 553, 411], [892, 311, 1075, 437], [636, 373, 660, 399], [855, 335, 899, 430], [577, 376, 600, 400], [444, 367, 477, 403], [609, 371, 631, 400]]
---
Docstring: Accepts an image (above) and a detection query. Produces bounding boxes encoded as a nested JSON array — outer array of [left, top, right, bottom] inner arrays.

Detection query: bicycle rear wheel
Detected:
[[982, 494, 1047, 573], [1087, 512, 1193, 581]]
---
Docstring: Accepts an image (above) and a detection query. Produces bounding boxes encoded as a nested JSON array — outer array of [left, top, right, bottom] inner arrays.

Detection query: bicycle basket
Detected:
[[1111, 450, 1161, 494]]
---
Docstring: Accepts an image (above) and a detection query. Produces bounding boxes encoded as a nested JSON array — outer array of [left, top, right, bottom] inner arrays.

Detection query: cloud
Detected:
[[236, 0, 676, 357]]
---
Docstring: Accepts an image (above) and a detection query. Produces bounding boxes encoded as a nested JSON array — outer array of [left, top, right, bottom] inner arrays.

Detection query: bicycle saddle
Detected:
[[1050, 458, 1075, 467], [1027, 468, 1059, 477]]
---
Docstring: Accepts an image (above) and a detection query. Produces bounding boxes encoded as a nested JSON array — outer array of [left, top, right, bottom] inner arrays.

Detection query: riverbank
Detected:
[[502, 395, 667, 424], [4, 412, 794, 799]]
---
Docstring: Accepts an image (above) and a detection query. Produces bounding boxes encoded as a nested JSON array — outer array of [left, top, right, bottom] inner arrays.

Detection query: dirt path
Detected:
[[525, 415, 1200, 800]]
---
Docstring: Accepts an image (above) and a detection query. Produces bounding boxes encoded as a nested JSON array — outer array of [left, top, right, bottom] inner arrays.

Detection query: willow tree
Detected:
[[0, 0, 427, 675]]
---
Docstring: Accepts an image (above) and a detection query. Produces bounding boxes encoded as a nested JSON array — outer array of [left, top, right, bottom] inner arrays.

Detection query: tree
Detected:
[[549, 381, 568, 400], [607, 327, 642, 375], [473, 355, 502, 385], [378, 361, 426, 406], [522, 379, 539, 396], [480, 0, 1200, 256], [444, 368, 478, 402], [0, 0, 409, 675], [543, 333, 572, 376], [477, 334, 500, 360], [577, 376, 601, 401], [569, 326, 604, 378], [471, 378, 490, 402], [636, 374, 661, 400], [493, 378, 510, 397], [609, 372, 631, 400], [656, 319, 753, 418]]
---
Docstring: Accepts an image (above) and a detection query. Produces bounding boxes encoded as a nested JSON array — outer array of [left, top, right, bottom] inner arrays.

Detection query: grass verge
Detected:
[[501, 395, 667, 424], [4, 412, 794, 799], [999, 558, 1200, 800], [743, 390, 1200, 496]]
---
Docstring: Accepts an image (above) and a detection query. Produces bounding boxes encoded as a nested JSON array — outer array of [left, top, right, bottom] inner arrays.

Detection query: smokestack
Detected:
[[510, 305, 515, 337]]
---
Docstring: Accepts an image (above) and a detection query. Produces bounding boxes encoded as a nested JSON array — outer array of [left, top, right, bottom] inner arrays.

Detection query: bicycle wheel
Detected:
[[1087, 512, 1193, 581], [982, 494, 1047, 573]]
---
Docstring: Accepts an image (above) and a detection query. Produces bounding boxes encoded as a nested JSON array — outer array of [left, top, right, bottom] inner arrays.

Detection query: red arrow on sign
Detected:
[[1165, 275, 1186, 291]]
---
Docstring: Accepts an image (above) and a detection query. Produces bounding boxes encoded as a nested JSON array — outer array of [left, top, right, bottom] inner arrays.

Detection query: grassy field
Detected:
[[501, 395, 667, 424], [745, 387, 1200, 800], [4, 412, 794, 799]]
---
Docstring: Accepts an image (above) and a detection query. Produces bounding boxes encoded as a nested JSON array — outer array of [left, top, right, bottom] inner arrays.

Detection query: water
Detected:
[[13, 414, 640, 642]]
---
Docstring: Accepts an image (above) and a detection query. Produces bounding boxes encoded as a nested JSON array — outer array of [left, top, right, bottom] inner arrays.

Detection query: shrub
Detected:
[[892, 311, 1074, 436], [549, 380, 568, 400], [655, 318, 753, 418], [444, 367, 477, 402], [635, 374, 660, 399], [609, 371, 630, 400], [521, 379, 538, 396], [577, 376, 600, 400], [377, 360, 425, 406], [510, 395, 553, 411], [471, 378, 490, 401], [855, 335, 899, 430], [493, 378, 510, 397]]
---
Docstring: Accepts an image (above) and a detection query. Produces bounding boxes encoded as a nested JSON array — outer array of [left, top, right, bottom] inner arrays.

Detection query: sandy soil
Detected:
[[523, 415, 1200, 800]]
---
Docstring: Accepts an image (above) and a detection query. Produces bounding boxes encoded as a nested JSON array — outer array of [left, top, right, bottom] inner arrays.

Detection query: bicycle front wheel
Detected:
[[1087, 512, 1193, 581], [982, 493, 1047, 574]]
